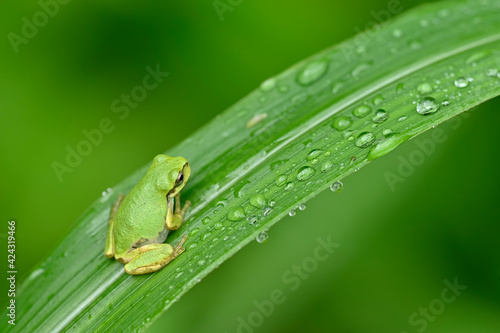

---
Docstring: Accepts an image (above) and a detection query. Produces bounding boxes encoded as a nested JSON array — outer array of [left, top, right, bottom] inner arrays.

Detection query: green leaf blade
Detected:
[[3, 0, 500, 332]]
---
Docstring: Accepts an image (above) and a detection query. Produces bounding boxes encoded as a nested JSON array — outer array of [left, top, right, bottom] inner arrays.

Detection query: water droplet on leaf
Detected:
[[228, 207, 246, 221], [297, 166, 316, 181], [330, 181, 343, 192], [297, 60, 329, 86], [256, 232, 269, 243], [355, 132, 376, 148], [416, 97, 440, 115]]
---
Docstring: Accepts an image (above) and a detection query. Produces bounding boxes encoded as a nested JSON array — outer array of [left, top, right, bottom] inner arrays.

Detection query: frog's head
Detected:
[[150, 154, 191, 196]]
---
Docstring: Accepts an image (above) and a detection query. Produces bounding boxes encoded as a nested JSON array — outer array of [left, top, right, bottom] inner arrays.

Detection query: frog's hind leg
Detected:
[[124, 235, 188, 275], [105, 194, 124, 258]]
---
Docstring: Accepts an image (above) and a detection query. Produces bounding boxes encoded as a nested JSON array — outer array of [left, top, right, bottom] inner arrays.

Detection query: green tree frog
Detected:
[[104, 154, 191, 275]]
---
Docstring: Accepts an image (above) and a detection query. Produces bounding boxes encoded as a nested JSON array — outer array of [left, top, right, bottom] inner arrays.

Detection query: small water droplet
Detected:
[[442, 100, 450, 106], [289, 210, 296, 217], [372, 109, 388, 123], [101, 188, 112, 197], [321, 162, 333, 172], [198, 259, 206, 266], [416, 97, 440, 115], [269, 200, 276, 207], [297, 59, 329, 86], [260, 78, 276, 91], [297, 166, 316, 181], [228, 207, 246, 221], [392, 29, 403, 37], [454, 77, 469, 88], [263, 207, 273, 216], [202, 217, 211, 225], [189, 228, 200, 237], [372, 95, 384, 105], [331, 116, 353, 131], [250, 194, 267, 208], [398, 116, 407, 122], [256, 232, 269, 243], [247, 215, 257, 224], [306, 149, 324, 161], [278, 85, 289, 93], [246, 113, 268, 128], [355, 132, 376, 148], [351, 63, 371, 76], [417, 82, 433, 94], [486, 68, 498, 77], [275, 175, 287, 186], [298, 203, 306, 211], [382, 129, 394, 136], [331, 82, 343, 94], [410, 40, 422, 50], [285, 182, 294, 190], [353, 105, 371, 118], [330, 181, 343, 192]]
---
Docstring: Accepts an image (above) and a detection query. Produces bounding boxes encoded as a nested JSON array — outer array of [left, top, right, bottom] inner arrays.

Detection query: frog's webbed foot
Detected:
[[165, 193, 191, 230], [123, 235, 188, 275]]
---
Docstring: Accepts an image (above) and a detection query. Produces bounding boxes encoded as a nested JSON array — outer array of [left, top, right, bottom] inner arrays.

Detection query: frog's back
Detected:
[[113, 183, 168, 255]]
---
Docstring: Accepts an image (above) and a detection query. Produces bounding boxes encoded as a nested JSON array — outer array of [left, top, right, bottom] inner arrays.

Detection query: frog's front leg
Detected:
[[165, 193, 191, 230], [105, 194, 124, 258], [121, 235, 187, 275]]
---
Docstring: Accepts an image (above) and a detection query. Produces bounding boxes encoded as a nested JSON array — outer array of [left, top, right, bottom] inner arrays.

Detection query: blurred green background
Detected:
[[1, 0, 499, 332]]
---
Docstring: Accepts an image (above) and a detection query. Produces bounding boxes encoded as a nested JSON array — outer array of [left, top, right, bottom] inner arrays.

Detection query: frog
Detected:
[[104, 154, 191, 275]]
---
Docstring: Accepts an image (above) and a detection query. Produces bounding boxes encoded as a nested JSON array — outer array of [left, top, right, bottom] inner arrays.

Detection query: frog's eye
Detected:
[[175, 172, 184, 186]]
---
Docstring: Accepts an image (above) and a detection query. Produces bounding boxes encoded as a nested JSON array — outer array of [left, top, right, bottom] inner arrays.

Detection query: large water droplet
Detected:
[[416, 97, 440, 115], [331, 116, 353, 131], [330, 181, 343, 192], [250, 194, 267, 208], [353, 105, 371, 118], [368, 133, 411, 160], [454, 77, 469, 88], [228, 207, 246, 221], [297, 166, 316, 181], [256, 232, 269, 243], [297, 60, 329, 86], [355, 132, 376, 148]]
